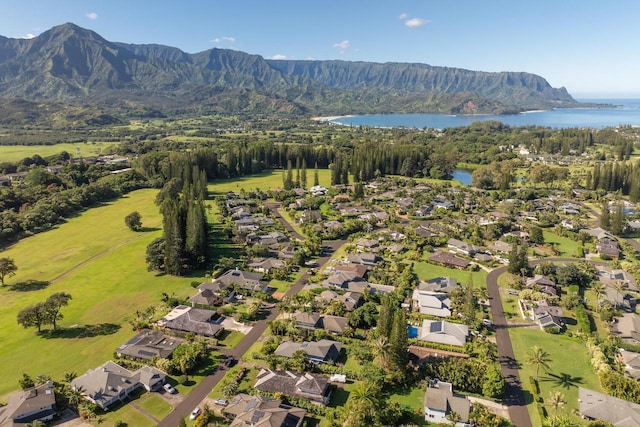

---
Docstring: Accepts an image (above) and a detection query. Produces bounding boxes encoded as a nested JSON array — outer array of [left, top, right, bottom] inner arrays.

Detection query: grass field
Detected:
[[413, 262, 488, 288], [0, 142, 118, 162], [137, 394, 173, 419], [0, 189, 198, 399], [207, 169, 334, 195], [542, 231, 583, 258], [509, 328, 602, 426]]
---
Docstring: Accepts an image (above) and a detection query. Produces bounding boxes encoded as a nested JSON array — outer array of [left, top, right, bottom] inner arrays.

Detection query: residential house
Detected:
[[526, 275, 556, 288], [415, 205, 432, 217], [419, 320, 469, 347], [291, 312, 349, 335], [414, 226, 438, 238], [559, 202, 580, 215], [323, 270, 364, 289], [532, 300, 564, 330], [429, 252, 470, 269], [418, 277, 459, 294], [71, 361, 166, 410], [314, 290, 362, 312], [157, 305, 224, 337], [412, 290, 452, 317], [216, 269, 269, 292], [277, 245, 297, 260], [189, 289, 225, 307], [274, 340, 343, 364], [116, 329, 184, 361], [489, 240, 512, 254], [347, 252, 378, 267], [356, 238, 380, 253], [254, 369, 331, 405], [223, 393, 306, 427], [598, 268, 638, 291], [585, 227, 615, 241], [247, 257, 286, 274], [604, 287, 637, 312], [424, 380, 471, 426], [579, 387, 640, 426], [300, 210, 322, 224], [572, 188, 590, 198], [432, 199, 455, 210], [309, 185, 327, 196], [619, 349, 640, 380], [597, 238, 621, 259], [447, 238, 480, 256], [0, 382, 56, 426], [611, 313, 640, 345]]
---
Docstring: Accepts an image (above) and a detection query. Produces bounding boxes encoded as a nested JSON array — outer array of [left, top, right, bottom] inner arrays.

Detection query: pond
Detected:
[[452, 169, 472, 185]]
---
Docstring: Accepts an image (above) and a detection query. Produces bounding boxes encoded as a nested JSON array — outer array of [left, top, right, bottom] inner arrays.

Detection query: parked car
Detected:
[[190, 407, 201, 420], [163, 383, 177, 394], [226, 356, 237, 367], [214, 398, 228, 406]]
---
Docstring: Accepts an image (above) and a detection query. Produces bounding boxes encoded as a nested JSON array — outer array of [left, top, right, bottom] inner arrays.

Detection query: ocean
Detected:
[[329, 99, 640, 130]]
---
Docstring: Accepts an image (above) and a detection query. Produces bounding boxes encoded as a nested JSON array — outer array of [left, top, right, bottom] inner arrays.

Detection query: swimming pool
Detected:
[[408, 326, 419, 339]]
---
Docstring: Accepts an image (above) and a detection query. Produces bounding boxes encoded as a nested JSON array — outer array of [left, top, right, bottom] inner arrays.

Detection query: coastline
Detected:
[[311, 115, 353, 122]]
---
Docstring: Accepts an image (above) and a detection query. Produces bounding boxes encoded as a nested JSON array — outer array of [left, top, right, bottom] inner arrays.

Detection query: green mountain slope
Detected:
[[0, 23, 579, 115]]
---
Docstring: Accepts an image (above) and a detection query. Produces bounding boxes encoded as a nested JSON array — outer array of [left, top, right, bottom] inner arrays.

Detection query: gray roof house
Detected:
[[216, 268, 269, 292], [419, 277, 459, 294], [420, 320, 469, 347], [619, 349, 640, 380], [347, 252, 378, 267], [116, 329, 184, 361], [274, 340, 343, 364], [447, 238, 479, 256], [579, 387, 640, 426], [0, 382, 56, 426], [222, 393, 305, 427], [314, 290, 362, 312], [611, 313, 640, 345], [424, 380, 471, 426], [412, 290, 452, 317], [254, 369, 331, 405], [71, 361, 165, 410], [291, 312, 349, 335], [157, 305, 223, 337], [247, 257, 286, 273]]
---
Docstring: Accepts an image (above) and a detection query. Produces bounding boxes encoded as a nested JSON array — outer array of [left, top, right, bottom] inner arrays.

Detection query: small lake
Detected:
[[453, 169, 472, 185]]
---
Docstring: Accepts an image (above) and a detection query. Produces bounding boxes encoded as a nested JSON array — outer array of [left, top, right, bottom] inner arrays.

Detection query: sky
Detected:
[[2, 0, 640, 98]]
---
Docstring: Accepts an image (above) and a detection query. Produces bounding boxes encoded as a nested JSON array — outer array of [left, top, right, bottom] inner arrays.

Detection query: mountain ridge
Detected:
[[0, 23, 579, 115]]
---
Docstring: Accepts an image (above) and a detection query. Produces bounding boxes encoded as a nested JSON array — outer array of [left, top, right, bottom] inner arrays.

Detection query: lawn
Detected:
[[0, 189, 199, 399], [509, 328, 602, 427], [207, 169, 334, 195], [412, 262, 488, 289], [137, 393, 174, 419], [94, 402, 156, 427], [0, 141, 117, 162], [217, 330, 245, 349], [542, 231, 583, 258]]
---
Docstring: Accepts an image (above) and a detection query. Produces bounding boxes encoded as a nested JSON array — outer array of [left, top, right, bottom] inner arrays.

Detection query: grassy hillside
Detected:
[[0, 189, 196, 399], [0, 141, 117, 163]]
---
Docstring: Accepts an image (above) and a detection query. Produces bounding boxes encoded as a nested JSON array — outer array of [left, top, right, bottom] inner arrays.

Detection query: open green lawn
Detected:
[[0, 142, 117, 162], [207, 169, 334, 195], [137, 393, 174, 419], [94, 403, 156, 427], [509, 328, 602, 427], [0, 189, 199, 400], [412, 262, 488, 288], [217, 330, 245, 348], [542, 231, 583, 258]]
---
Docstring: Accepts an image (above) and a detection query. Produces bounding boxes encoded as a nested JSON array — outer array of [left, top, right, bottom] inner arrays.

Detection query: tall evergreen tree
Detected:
[[377, 294, 393, 339], [611, 202, 626, 236], [301, 159, 308, 188], [388, 309, 408, 382], [600, 200, 611, 230], [314, 162, 320, 186]]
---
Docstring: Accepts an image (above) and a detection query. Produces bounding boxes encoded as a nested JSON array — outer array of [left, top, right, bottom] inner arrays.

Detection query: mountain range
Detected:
[[0, 23, 579, 117]]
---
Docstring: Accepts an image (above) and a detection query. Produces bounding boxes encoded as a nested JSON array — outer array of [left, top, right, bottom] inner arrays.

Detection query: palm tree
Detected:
[[372, 336, 390, 369], [346, 382, 381, 422], [548, 391, 567, 427], [64, 371, 77, 384], [25, 421, 46, 427], [526, 345, 552, 381], [612, 279, 627, 309], [66, 386, 84, 408], [591, 282, 606, 313]]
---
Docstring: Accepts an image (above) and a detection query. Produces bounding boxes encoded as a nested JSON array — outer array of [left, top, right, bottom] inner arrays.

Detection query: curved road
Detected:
[[157, 239, 345, 427]]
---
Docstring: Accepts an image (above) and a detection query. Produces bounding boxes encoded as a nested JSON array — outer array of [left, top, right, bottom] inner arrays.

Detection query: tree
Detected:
[[529, 226, 544, 245], [65, 386, 85, 407], [124, 211, 143, 231], [313, 162, 320, 186], [17, 303, 48, 333], [0, 257, 17, 286], [612, 279, 627, 309], [19, 372, 35, 390], [600, 201, 611, 230], [372, 336, 390, 370], [526, 345, 552, 381], [221, 381, 239, 398], [342, 382, 382, 426], [146, 237, 166, 272], [548, 391, 567, 427], [611, 202, 626, 235], [44, 292, 72, 330], [591, 282, 606, 313], [387, 309, 408, 381], [483, 364, 506, 398]]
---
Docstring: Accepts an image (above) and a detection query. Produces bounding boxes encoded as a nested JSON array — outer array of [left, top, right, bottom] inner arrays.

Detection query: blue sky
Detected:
[[2, 0, 640, 97]]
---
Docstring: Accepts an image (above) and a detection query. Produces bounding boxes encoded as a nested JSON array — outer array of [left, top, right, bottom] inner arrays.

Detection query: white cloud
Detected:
[[405, 17, 429, 28], [306, 56, 315, 60], [332, 40, 350, 49], [398, 12, 408, 20], [20, 33, 36, 39], [86, 12, 98, 20], [211, 36, 235, 44], [267, 54, 287, 60]]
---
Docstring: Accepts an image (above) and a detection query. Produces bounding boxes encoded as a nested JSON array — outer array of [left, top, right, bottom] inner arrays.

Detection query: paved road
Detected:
[[265, 201, 305, 240], [157, 238, 346, 427]]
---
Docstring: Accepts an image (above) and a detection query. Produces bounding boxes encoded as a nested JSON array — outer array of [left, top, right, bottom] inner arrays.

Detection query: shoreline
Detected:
[[311, 115, 353, 122]]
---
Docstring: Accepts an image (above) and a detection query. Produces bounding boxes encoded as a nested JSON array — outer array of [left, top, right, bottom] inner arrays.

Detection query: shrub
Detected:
[[177, 375, 188, 385]]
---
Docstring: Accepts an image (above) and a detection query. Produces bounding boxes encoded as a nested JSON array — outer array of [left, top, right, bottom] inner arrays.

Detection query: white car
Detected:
[[214, 398, 228, 406], [163, 383, 177, 394], [190, 407, 202, 420]]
